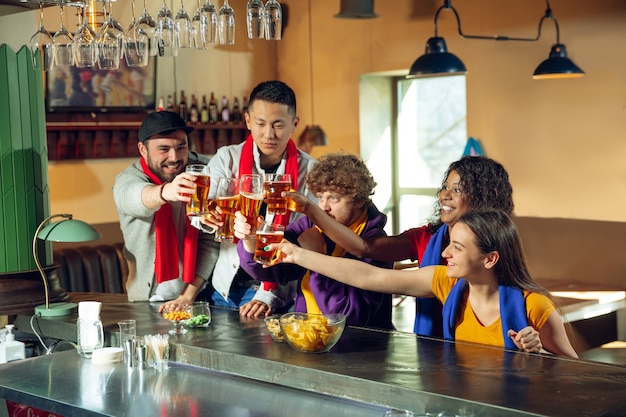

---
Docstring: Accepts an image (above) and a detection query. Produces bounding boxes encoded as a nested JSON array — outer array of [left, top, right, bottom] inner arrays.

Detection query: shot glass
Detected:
[[254, 221, 285, 265], [186, 164, 211, 217], [263, 173, 291, 215], [214, 177, 240, 242]]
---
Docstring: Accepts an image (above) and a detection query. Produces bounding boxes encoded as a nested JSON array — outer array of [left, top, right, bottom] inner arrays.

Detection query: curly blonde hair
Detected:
[[305, 153, 376, 206]]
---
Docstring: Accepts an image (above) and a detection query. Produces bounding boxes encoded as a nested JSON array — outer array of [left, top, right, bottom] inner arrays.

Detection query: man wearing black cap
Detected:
[[113, 111, 219, 304]]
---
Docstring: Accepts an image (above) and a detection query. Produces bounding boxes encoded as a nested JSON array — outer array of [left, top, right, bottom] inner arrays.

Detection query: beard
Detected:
[[146, 153, 185, 183]]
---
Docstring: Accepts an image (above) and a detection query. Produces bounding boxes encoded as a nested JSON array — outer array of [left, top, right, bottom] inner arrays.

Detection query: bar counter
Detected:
[[5, 293, 626, 417]]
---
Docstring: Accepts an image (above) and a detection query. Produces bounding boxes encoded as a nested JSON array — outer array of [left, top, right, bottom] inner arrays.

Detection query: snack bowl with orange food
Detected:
[[264, 314, 285, 342], [162, 304, 193, 335], [279, 312, 346, 353]]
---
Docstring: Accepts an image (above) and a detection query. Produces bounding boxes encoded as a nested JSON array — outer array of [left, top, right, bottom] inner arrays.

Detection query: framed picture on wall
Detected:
[[45, 57, 156, 113]]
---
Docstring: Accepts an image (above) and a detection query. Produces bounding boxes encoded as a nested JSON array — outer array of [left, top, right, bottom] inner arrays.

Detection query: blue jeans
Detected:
[[210, 284, 258, 308]]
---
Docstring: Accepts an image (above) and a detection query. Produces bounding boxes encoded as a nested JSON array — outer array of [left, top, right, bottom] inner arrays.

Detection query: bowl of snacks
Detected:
[[264, 315, 284, 342], [279, 312, 346, 353], [162, 304, 193, 335], [185, 301, 211, 328]]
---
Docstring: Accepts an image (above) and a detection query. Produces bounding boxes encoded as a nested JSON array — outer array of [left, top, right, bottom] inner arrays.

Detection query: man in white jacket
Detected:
[[197, 80, 316, 318]]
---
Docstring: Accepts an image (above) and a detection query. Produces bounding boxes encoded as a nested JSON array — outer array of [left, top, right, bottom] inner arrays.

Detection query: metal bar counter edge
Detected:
[[2, 293, 626, 417]]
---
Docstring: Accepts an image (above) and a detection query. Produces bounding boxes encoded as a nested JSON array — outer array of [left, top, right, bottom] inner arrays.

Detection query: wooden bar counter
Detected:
[[3, 293, 626, 417]]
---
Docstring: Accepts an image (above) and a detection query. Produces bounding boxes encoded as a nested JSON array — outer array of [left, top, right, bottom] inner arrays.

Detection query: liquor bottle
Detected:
[[208, 92, 218, 124], [166, 95, 174, 112], [189, 94, 199, 123], [220, 96, 230, 123], [231, 97, 241, 123], [173, 91, 179, 115], [200, 95, 209, 124], [241, 96, 248, 115], [157, 96, 164, 112], [179, 90, 188, 122]]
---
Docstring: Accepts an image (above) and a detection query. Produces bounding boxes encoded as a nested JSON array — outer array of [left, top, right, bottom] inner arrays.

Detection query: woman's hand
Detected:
[[240, 300, 272, 318], [508, 326, 542, 353]]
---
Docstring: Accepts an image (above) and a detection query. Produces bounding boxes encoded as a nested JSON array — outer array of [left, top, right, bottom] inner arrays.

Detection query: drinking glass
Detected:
[[254, 221, 284, 265], [246, 0, 264, 39], [239, 174, 263, 232], [156, 0, 178, 56], [218, 0, 235, 45], [124, 0, 149, 67], [136, 0, 158, 56], [73, 3, 98, 68], [29, 2, 53, 71], [192, 0, 217, 50], [214, 177, 240, 242], [186, 165, 211, 216], [263, 173, 291, 215], [263, 0, 282, 41], [52, 3, 74, 68], [175, 0, 193, 48], [97, 0, 124, 70]]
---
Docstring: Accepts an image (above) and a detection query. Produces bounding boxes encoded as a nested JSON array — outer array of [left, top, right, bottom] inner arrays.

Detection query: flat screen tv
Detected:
[[45, 57, 156, 113]]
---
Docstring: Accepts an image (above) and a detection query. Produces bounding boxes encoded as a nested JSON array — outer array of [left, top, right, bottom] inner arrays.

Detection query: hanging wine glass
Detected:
[[73, 3, 98, 68], [52, 3, 74, 68], [29, 2, 54, 71], [218, 0, 235, 46], [264, 0, 282, 41], [192, 0, 216, 50], [246, 0, 264, 39], [156, 0, 178, 56], [136, 0, 158, 56], [124, 0, 149, 67], [174, 0, 193, 49], [97, 0, 124, 70]]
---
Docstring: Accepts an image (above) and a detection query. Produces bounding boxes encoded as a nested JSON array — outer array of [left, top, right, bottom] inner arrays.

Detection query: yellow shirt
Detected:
[[431, 266, 555, 348]]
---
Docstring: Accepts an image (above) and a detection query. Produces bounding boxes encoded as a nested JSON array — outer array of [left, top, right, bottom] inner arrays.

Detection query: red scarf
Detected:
[[140, 158, 198, 284], [238, 135, 300, 290]]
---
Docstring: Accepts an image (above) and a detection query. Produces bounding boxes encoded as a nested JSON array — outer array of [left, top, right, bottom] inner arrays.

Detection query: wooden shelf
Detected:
[[45, 113, 248, 160]]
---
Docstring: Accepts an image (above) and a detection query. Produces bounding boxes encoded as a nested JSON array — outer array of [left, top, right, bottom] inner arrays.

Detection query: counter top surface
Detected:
[[6, 293, 626, 417]]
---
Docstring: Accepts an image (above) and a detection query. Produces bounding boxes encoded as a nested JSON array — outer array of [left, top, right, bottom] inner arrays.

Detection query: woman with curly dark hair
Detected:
[[234, 152, 394, 330], [284, 156, 514, 337]]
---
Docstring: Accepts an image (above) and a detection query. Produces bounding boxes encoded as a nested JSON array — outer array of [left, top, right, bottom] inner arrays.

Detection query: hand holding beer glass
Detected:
[[263, 173, 291, 215], [239, 174, 263, 233], [254, 221, 285, 266], [185, 164, 211, 217], [214, 177, 240, 242]]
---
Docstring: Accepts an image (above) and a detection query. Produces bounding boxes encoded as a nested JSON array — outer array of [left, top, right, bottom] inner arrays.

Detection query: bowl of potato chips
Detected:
[[279, 312, 346, 353]]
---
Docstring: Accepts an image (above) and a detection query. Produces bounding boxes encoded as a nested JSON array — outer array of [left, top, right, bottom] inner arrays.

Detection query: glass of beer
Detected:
[[186, 164, 211, 216], [254, 221, 285, 265], [263, 173, 291, 215], [239, 174, 263, 232], [214, 177, 240, 242]]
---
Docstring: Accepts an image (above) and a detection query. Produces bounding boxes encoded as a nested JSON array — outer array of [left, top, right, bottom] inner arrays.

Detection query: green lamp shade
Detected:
[[408, 37, 467, 78], [37, 218, 103, 243], [533, 44, 585, 80]]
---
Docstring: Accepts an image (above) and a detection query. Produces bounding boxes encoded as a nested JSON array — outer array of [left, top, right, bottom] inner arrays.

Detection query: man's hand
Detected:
[[158, 295, 194, 313], [240, 300, 272, 318], [161, 172, 199, 203]]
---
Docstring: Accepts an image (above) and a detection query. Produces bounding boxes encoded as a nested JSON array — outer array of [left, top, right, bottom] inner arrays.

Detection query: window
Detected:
[[360, 73, 467, 236]]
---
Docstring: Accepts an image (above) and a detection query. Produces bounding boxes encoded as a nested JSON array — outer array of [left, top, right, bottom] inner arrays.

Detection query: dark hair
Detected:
[[459, 210, 551, 299], [305, 153, 376, 206], [248, 80, 297, 117], [432, 156, 514, 227]]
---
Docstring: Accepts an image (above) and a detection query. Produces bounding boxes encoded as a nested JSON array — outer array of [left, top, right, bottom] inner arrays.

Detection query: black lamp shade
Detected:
[[408, 37, 467, 78], [533, 44, 585, 80]]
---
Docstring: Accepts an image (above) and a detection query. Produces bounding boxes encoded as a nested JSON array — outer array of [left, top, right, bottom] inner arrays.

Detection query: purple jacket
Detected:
[[238, 204, 394, 330]]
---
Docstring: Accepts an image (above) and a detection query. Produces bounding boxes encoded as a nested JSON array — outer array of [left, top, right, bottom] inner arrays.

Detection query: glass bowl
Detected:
[[279, 312, 346, 353], [184, 301, 212, 328], [162, 304, 192, 335], [264, 314, 284, 342]]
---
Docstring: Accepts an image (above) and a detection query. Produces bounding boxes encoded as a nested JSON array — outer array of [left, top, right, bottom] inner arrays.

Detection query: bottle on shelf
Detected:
[[166, 95, 174, 112], [179, 90, 189, 122], [231, 97, 242, 124], [200, 95, 209, 124], [208, 92, 219, 124], [190, 94, 199, 124], [220, 96, 230, 124], [173, 91, 179, 115], [241, 95, 248, 115], [157, 96, 164, 112]]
